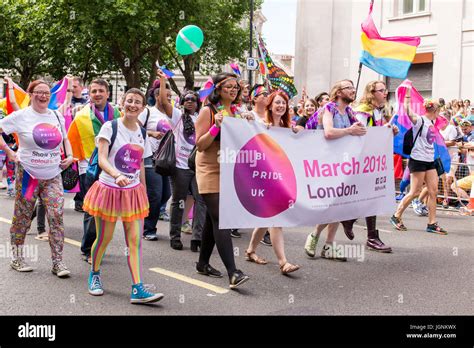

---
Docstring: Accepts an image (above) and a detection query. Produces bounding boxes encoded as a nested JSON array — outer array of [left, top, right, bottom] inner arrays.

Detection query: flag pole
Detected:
[[354, 62, 363, 100]]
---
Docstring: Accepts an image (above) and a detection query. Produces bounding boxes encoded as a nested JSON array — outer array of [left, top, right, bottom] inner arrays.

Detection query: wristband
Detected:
[[209, 124, 220, 137]]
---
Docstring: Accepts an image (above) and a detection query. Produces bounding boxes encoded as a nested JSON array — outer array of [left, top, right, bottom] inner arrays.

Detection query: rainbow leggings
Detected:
[[91, 217, 144, 285]]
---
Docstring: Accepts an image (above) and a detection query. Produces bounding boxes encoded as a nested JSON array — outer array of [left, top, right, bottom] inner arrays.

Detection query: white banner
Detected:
[[219, 117, 396, 229]]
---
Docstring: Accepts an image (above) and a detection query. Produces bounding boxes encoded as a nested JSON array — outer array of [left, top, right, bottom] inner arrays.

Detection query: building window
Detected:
[[399, 0, 428, 15]]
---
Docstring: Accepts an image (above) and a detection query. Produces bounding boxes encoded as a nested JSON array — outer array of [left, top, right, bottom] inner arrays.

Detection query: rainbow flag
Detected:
[[360, 1, 420, 79], [67, 104, 121, 161], [6, 82, 30, 114], [48, 78, 68, 110], [392, 80, 451, 172], [256, 32, 297, 99]]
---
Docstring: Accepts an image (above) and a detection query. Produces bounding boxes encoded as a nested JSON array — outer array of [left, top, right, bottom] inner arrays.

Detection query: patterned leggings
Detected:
[[10, 164, 65, 265], [91, 217, 144, 285]]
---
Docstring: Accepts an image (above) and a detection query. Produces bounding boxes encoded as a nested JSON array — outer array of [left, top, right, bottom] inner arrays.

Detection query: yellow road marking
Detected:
[[0, 214, 229, 294], [64, 238, 81, 247], [0, 217, 12, 224], [150, 267, 229, 294]]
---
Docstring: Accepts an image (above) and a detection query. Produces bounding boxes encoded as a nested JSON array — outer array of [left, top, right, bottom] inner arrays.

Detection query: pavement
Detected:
[[0, 189, 472, 316]]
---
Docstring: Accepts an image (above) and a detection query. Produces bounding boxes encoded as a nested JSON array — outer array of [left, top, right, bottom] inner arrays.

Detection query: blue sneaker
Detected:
[[395, 192, 406, 202], [130, 283, 164, 304], [412, 199, 426, 216], [88, 271, 104, 296]]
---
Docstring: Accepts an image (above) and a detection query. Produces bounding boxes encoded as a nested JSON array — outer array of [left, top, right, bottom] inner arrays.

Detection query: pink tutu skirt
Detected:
[[83, 181, 149, 222]]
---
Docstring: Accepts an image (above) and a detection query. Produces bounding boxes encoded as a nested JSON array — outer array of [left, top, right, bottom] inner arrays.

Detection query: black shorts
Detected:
[[408, 158, 436, 173]]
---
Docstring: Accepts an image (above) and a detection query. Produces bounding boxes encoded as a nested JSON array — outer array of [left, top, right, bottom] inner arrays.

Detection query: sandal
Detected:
[[34, 232, 49, 241], [245, 250, 267, 264], [280, 262, 300, 275]]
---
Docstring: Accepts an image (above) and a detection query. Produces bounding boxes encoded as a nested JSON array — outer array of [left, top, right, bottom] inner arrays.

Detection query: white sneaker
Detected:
[[304, 233, 318, 257], [10, 259, 33, 272], [51, 262, 71, 278], [181, 221, 192, 234]]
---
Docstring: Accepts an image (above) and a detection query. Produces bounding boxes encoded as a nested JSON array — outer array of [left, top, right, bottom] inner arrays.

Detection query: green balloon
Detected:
[[176, 25, 204, 56]]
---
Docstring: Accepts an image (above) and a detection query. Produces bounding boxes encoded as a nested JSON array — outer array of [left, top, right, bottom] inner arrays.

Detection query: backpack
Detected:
[[403, 118, 424, 156], [85, 119, 146, 188]]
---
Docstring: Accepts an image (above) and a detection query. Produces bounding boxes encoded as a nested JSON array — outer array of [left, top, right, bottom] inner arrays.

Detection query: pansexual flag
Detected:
[[5, 82, 30, 114], [392, 80, 451, 172], [48, 78, 68, 110], [360, 0, 420, 79]]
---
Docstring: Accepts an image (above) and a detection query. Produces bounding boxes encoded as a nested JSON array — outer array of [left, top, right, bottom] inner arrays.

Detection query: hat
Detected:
[[460, 119, 472, 126]]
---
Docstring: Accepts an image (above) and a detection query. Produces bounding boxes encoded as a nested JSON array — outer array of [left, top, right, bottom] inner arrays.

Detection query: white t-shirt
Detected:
[[251, 110, 266, 124], [0, 107, 66, 180], [169, 109, 197, 170], [138, 106, 176, 154], [96, 119, 151, 188], [410, 115, 436, 162], [440, 124, 460, 160]]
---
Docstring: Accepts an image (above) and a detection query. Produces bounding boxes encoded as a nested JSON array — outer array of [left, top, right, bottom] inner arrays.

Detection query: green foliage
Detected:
[[0, 0, 262, 91]]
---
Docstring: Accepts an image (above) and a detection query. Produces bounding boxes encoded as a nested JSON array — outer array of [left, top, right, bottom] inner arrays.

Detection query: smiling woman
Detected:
[[0, 79, 74, 277], [82, 87, 165, 304]]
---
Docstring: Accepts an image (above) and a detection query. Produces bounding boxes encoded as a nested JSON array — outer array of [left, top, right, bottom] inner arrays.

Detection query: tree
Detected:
[[0, 0, 262, 93]]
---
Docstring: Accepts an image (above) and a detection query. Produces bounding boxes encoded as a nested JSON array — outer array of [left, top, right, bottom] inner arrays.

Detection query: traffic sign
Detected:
[[246, 57, 259, 71]]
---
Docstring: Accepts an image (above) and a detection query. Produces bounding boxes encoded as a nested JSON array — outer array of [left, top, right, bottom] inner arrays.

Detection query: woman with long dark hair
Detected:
[[195, 72, 249, 289]]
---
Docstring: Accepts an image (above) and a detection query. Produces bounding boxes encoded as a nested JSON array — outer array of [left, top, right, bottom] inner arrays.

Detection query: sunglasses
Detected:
[[184, 96, 197, 102]]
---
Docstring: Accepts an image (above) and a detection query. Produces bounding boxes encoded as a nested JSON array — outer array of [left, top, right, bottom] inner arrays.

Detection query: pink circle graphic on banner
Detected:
[[32, 123, 62, 150], [156, 119, 172, 133], [233, 133, 297, 218], [115, 144, 143, 174]]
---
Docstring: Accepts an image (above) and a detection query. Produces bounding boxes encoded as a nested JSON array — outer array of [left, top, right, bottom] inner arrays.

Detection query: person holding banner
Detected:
[[305, 92, 330, 130], [390, 95, 448, 234], [247, 84, 268, 124], [304, 80, 366, 261], [245, 91, 300, 274], [195, 72, 249, 289], [295, 98, 317, 130], [0, 80, 74, 276], [340, 81, 397, 253]]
